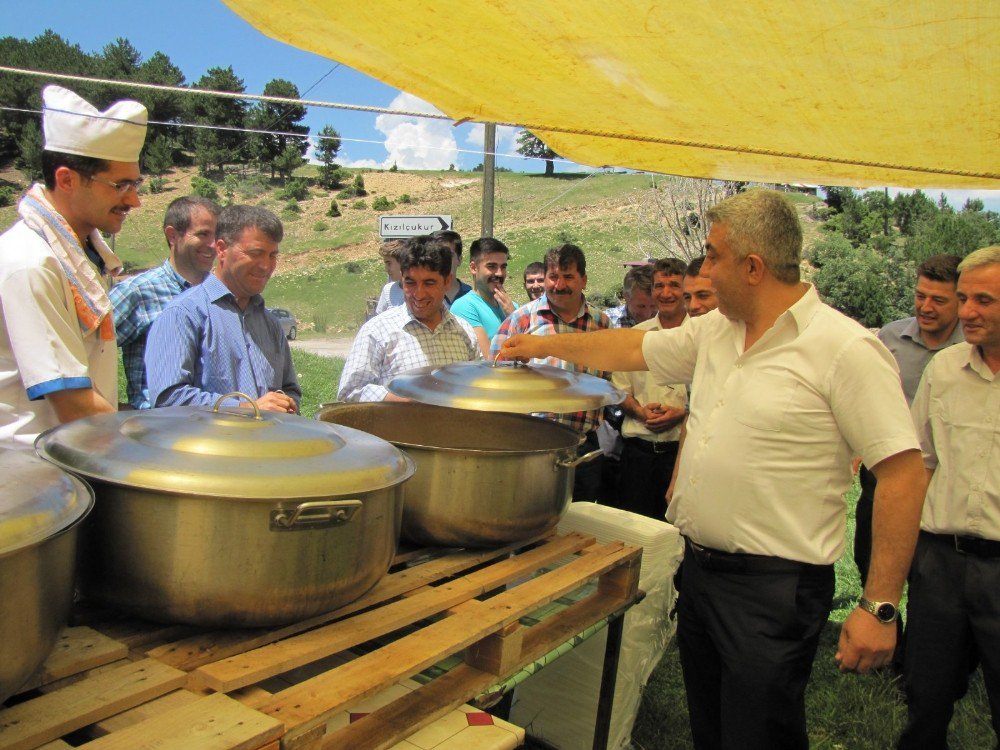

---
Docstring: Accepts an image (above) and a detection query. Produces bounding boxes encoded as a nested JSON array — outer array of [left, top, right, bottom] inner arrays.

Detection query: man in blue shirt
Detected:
[[450, 237, 516, 354], [110, 196, 220, 409], [145, 205, 300, 413]]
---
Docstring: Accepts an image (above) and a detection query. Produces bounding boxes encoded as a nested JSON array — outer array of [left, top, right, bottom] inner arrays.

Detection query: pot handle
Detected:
[[270, 499, 363, 531], [212, 392, 263, 420], [556, 448, 604, 469]]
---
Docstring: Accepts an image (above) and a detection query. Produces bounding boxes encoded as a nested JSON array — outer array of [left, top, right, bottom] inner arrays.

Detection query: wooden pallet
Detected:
[[0, 531, 641, 750]]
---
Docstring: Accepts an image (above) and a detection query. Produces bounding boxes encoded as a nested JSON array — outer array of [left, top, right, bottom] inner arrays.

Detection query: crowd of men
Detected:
[[0, 85, 997, 750]]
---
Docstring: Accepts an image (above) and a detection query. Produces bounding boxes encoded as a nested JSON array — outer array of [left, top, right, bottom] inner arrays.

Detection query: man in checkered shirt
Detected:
[[491, 243, 611, 500], [338, 235, 482, 402]]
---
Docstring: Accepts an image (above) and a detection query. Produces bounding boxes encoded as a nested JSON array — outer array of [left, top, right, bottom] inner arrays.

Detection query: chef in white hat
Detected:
[[0, 85, 148, 444]]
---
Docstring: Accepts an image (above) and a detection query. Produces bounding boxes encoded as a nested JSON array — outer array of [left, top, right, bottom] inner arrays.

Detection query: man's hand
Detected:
[[500, 334, 544, 362], [493, 284, 516, 316], [255, 391, 298, 413], [644, 405, 686, 433], [835, 607, 896, 674]]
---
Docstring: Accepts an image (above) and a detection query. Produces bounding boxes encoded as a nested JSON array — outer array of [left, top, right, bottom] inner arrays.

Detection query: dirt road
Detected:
[[289, 336, 354, 359]]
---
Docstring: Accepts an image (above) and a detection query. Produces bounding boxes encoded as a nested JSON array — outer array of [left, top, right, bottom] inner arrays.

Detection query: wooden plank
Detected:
[[261, 542, 640, 743], [0, 659, 186, 750], [144, 535, 550, 673], [92, 689, 200, 733], [76, 693, 283, 750], [36, 743, 72, 750], [192, 531, 595, 692], [19, 627, 128, 693]]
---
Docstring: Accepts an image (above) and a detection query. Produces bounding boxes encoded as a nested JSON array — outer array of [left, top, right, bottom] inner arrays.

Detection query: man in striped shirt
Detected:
[[338, 235, 481, 402]]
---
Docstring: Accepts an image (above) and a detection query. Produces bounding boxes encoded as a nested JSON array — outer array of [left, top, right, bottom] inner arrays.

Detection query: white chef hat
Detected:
[[42, 85, 148, 162]]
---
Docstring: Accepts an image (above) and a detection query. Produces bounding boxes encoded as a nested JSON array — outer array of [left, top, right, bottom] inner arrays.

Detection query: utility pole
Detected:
[[481, 123, 496, 238]]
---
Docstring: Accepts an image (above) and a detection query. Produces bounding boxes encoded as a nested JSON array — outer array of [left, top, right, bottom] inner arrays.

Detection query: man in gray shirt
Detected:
[[855, 254, 964, 588]]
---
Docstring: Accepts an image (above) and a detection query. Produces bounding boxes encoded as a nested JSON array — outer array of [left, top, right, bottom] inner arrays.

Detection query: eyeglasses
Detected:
[[87, 174, 145, 195]]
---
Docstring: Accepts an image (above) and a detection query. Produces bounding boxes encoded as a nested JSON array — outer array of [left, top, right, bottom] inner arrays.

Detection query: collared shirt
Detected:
[[491, 295, 611, 433], [878, 316, 966, 404], [338, 303, 481, 402], [449, 291, 510, 341], [644, 285, 919, 565], [145, 274, 300, 408], [0, 220, 118, 445], [444, 280, 472, 308], [110, 259, 192, 409], [612, 315, 687, 442], [911, 342, 1000, 540], [605, 304, 637, 329]]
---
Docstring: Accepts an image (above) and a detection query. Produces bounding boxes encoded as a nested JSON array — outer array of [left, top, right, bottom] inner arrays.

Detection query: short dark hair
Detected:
[[163, 196, 220, 236], [544, 243, 587, 276], [653, 257, 686, 278], [523, 261, 545, 280], [623, 265, 653, 297], [41, 150, 109, 190], [686, 256, 706, 277], [468, 237, 509, 263], [216, 204, 283, 245], [429, 229, 463, 261], [917, 254, 961, 284], [400, 235, 453, 277]]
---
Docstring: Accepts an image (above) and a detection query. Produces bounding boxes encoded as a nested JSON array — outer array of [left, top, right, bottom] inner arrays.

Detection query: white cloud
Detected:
[[370, 92, 459, 170], [464, 124, 521, 158]]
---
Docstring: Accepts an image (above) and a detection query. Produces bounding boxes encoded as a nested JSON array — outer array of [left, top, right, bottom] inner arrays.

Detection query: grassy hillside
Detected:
[[0, 167, 822, 335]]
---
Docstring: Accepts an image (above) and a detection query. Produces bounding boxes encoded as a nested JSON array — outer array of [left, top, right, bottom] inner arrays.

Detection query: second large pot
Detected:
[[316, 402, 600, 547]]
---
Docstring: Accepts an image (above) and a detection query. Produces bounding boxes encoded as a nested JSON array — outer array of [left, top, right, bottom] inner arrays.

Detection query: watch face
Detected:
[[876, 603, 896, 622]]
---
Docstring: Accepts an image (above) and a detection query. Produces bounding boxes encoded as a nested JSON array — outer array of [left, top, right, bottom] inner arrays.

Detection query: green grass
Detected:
[[629, 480, 995, 750]]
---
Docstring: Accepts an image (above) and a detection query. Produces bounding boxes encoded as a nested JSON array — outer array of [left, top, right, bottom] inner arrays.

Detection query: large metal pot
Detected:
[[315, 402, 601, 547], [0, 446, 93, 704], [36, 396, 414, 628]]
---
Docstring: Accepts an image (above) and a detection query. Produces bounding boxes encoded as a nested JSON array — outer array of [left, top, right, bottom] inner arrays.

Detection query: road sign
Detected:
[[379, 215, 453, 238]]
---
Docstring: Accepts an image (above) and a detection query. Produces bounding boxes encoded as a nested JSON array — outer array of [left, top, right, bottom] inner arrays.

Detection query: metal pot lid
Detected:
[[35, 394, 415, 499], [387, 360, 626, 413], [0, 444, 93, 556]]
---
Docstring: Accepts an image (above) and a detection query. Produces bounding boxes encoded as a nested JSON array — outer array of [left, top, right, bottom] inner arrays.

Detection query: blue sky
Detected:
[[4, 0, 998, 210]]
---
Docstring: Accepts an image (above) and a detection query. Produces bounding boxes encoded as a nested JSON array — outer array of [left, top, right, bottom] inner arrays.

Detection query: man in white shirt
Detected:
[[0, 85, 147, 444], [500, 190, 926, 749], [901, 245, 1000, 749]]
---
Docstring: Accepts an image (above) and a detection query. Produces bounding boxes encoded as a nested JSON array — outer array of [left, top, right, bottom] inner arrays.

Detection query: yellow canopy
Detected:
[[225, 1, 998, 188]]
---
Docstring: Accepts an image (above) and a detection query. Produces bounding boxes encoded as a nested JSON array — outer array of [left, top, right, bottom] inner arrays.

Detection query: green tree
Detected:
[[314, 125, 343, 189], [187, 67, 248, 174], [811, 235, 914, 327], [14, 122, 43, 182], [246, 78, 309, 179], [893, 190, 937, 236], [516, 131, 558, 176], [273, 143, 305, 181], [907, 207, 1000, 262]]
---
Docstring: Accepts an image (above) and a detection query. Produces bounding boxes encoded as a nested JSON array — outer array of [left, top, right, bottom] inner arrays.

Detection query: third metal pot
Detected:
[[315, 402, 601, 547]]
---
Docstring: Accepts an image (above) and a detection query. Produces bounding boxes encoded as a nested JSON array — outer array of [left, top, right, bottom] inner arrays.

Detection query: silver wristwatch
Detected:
[[858, 597, 898, 624]]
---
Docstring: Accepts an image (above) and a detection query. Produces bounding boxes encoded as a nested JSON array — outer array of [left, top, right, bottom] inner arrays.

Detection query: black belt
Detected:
[[623, 437, 677, 454], [923, 530, 1000, 558], [684, 538, 831, 576]]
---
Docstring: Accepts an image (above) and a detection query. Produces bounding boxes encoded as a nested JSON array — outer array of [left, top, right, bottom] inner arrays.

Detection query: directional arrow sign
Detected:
[[379, 215, 453, 238]]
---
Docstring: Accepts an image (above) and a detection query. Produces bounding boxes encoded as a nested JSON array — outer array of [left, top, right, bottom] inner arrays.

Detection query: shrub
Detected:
[[148, 177, 166, 195], [352, 199, 368, 210], [372, 195, 394, 211], [326, 200, 341, 218], [351, 173, 367, 196], [278, 177, 310, 202], [336, 188, 355, 199], [313, 221, 329, 232], [0, 186, 17, 207], [190, 175, 219, 201], [398, 193, 412, 204], [283, 200, 301, 213], [345, 261, 363, 274]]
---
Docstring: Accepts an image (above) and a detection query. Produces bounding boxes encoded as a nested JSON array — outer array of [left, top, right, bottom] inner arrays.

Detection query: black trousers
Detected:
[[899, 532, 1000, 749], [611, 437, 678, 520], [677, 540, 835, 750], [571, 429, 604, 502]]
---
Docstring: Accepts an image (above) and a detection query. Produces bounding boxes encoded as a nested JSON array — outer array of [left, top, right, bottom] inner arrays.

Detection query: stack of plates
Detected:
[[510, 503, 683, 750]]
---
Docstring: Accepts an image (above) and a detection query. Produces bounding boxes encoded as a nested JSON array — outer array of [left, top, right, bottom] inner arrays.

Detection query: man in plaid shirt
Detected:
[[338, 235, 481, 402], [491, 243, 610, 500], [110, 196, 219, 409]]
